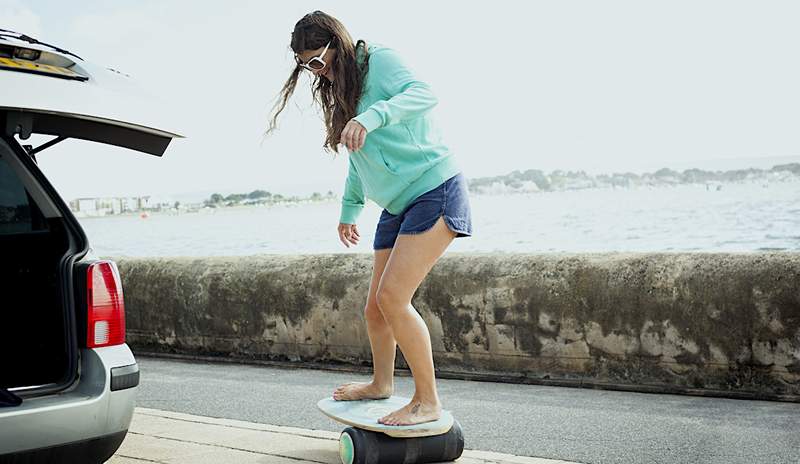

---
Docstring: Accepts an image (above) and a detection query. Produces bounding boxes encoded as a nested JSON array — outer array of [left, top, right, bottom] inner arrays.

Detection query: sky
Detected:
[[3, 0, 799, 202]]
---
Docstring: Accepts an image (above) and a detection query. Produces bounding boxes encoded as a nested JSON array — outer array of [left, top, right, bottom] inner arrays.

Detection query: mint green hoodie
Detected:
[[339, 42, 461, 224]]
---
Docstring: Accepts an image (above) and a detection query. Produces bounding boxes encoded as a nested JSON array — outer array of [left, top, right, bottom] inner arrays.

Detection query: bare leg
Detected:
[[333, 248, 397, 400], [375, 216, 456, 425]]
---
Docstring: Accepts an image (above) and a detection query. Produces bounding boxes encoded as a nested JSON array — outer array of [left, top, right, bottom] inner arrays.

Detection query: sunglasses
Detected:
[[295, 41, 331, 71]]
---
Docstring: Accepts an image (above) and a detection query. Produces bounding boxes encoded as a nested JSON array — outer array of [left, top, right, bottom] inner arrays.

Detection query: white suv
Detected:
[[0, 29, 181, 463]]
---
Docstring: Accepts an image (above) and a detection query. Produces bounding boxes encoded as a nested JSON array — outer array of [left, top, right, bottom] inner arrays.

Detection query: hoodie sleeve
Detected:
[[352, 48, 438, 133], [339, 155, 366, 224]]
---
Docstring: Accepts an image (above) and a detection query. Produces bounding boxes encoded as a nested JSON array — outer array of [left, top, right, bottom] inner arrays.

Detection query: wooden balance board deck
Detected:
[[317, 396, 454, 438]]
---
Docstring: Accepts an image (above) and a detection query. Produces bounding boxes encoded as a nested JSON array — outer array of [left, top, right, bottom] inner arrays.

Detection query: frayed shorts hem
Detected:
[[372, 214, 471, 250], [396, 214, 472, 238]]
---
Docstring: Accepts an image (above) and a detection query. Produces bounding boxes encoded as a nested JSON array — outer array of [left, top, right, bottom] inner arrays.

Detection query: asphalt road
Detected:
[[134, 356, 800, 464]]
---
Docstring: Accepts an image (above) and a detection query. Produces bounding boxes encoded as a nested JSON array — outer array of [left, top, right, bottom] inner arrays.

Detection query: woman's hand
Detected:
[[341, 119, 367, 152], [338, 223, 361, 248]]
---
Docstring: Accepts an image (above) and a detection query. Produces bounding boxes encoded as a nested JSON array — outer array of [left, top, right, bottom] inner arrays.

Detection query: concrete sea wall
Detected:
[[115, 253, 800, 401]]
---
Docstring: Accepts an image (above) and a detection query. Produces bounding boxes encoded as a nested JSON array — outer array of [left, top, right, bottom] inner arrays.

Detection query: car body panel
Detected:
[[0, 345, 137, 454]]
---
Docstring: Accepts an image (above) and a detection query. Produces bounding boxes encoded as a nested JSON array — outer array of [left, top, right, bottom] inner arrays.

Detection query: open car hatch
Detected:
[[0, 29, 183, 157]]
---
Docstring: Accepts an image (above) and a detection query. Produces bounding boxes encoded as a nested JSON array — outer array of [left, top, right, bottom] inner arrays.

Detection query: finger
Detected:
[[340, 126, 351, 149], [357, 126, 365, 150], [357, 128, 366, 150], [341, 124, 350, 149], [349, 122, 359, 150], [347, 125, 356, 151], [352, 226, 360, 239], [344, 230, 354, 244], [338, 230, 349, 248], [350, 125, 358, 151]]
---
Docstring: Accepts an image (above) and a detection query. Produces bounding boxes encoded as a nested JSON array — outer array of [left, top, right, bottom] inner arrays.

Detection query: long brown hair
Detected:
[[265, 10, 369, 154]]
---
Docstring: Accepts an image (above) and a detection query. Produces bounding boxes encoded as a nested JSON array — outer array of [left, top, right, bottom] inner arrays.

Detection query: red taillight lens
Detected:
[[86, 261, 126, 348]]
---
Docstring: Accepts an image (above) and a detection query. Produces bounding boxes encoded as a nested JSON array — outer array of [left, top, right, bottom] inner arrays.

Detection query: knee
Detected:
[[375, 283, 403, 315], [364, 301, 384, 324]]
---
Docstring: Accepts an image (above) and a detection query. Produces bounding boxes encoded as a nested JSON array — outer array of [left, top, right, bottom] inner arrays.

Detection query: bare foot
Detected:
[[333, 381, 393, 401], [378, 397, 441, 426]]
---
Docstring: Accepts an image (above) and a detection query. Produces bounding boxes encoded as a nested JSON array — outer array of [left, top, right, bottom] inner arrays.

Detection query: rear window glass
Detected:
[[0, 152, 47, 235]]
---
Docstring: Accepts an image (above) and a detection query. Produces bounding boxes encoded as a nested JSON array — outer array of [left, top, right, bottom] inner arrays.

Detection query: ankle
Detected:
[[371, 379, 394, 391], [411, 392, 440, 406]]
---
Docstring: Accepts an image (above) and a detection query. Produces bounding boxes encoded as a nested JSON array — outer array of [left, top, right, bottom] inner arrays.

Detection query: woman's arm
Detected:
[[352, 48, 438, 133], [340, 156, 366, 224]]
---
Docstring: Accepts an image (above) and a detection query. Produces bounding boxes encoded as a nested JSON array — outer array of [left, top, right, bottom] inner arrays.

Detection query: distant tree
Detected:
[[248, 190, 271, 199], [771, 163, 800, 175], [522, 169, 551, 190], [224, 193, 246, 203], [210, 193, 224, 203], [720, 168, 759, 182], [681, 168, 713, 183], [654, 168, 680, 178], [609, 174, 630, 187]]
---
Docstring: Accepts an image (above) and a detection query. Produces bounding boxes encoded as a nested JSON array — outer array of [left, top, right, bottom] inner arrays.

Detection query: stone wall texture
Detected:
[[115, 252, 800, 401]]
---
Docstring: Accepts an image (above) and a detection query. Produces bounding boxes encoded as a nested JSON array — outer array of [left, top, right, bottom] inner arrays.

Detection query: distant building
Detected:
[[68, 195, 156, 217]]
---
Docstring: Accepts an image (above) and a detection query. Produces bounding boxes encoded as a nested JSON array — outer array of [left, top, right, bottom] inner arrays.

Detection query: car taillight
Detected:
[[86, 261, 126, 348]]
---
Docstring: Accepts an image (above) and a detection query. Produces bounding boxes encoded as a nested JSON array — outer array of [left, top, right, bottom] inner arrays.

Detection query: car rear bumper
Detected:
[[0, 344, 138, 460], [0, 430, 127, 464]]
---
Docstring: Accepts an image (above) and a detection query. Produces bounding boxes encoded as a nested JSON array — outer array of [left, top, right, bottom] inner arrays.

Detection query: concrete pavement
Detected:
[[110, 407, 579, 464], [131, 356, 800, 463]]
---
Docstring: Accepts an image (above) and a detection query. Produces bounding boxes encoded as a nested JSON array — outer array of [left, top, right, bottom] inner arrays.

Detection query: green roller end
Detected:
[[339, 431, 354, 464]]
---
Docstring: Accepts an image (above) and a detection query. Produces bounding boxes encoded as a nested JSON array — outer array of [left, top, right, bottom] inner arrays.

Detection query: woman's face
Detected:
[[296, 44, 337, 82]]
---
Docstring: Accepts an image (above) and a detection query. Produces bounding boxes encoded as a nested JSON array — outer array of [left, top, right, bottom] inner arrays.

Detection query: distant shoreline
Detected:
[[467, 163, 800, 195], [73, 197, 341, 219], [72, 176, 799, 219]]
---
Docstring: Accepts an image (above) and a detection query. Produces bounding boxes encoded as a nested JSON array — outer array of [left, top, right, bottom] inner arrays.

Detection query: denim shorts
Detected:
[[373, 173, 473, 250]]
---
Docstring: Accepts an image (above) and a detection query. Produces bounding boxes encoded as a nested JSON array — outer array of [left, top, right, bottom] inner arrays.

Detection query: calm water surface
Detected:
[[78, 180, 800, 257]]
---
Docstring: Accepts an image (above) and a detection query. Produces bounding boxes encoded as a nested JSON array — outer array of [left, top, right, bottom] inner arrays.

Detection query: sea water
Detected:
[[77, 180, 800, 257]]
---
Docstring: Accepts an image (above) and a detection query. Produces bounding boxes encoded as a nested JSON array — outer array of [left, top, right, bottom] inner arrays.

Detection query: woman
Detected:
[[265, 10, 472, 427]]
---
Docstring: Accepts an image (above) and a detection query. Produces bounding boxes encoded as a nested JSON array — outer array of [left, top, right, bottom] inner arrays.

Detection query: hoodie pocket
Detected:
[[378, 147, 401, 175], [360, 148, 408, 202]]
